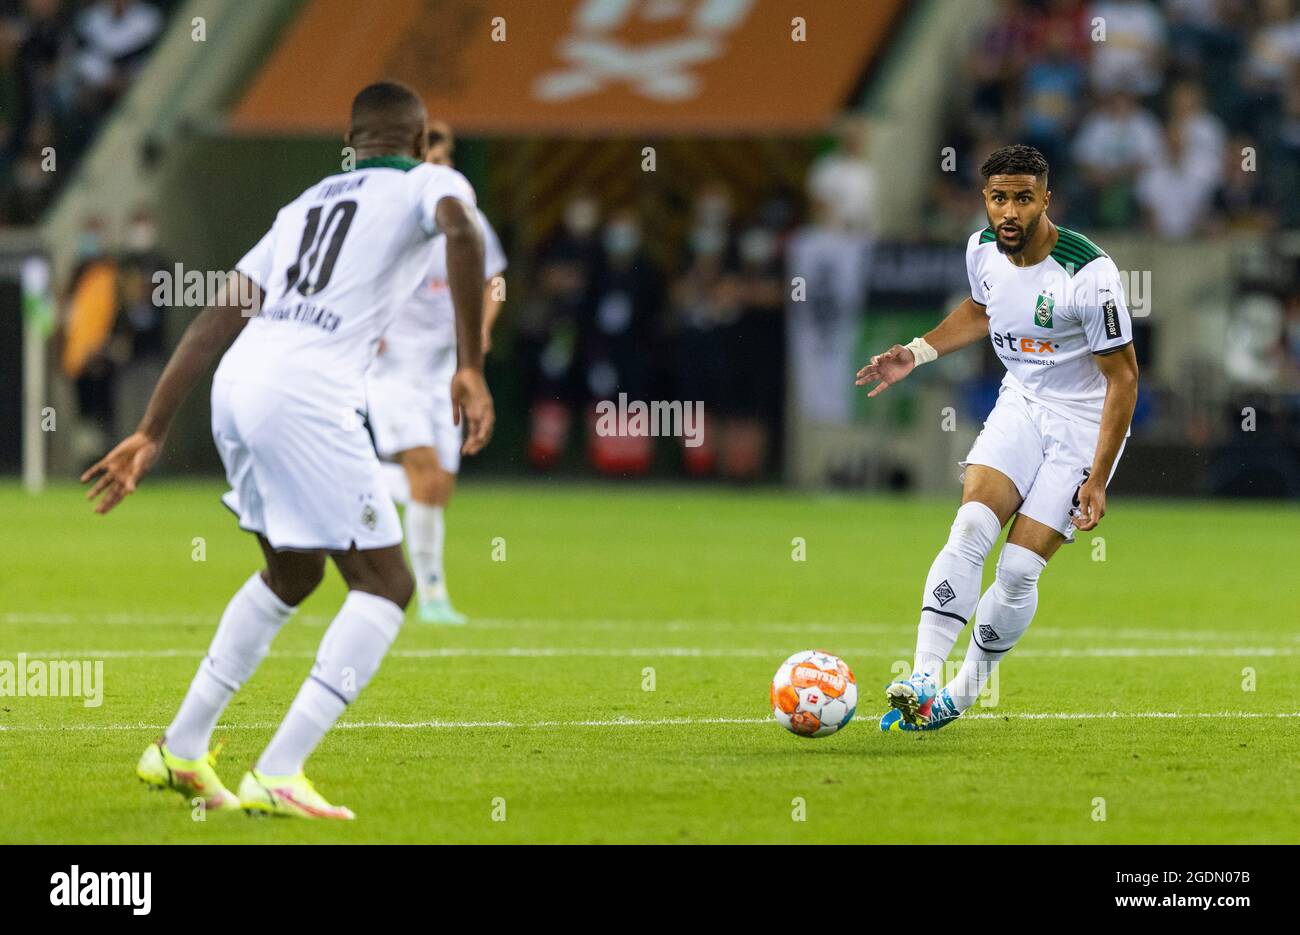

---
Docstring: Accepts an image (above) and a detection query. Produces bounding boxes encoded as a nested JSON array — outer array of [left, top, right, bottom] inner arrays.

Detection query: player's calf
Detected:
[[252, 588, 404, 797], [946, 542, 1047, 714], [913, 500, 1003, 679]]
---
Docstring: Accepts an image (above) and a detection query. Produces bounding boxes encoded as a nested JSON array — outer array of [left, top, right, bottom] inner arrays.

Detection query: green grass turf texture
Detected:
[[1, 481, 1297, 843]]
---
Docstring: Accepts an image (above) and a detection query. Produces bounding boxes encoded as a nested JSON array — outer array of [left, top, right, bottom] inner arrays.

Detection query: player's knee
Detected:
[[379, 563, 415, 609], [994, 543, 1047, 603], [409, 471, 451, 505], [945, 501, 1002, 564], [262, 564, 324, 607]]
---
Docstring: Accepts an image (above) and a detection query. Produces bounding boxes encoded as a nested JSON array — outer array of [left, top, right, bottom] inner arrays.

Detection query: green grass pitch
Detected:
[[1, 480, 1297, 843]]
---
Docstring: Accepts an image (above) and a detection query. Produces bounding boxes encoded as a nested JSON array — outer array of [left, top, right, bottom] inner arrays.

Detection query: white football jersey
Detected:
[[372, 207, 507, 378], [217, 157, 477, 409], [966, 225, 1133, 429]]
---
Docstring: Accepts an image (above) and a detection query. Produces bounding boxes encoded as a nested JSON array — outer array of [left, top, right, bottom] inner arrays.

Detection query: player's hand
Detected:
[[80, 431, 162, 514], [855, 344, 916, 397], [451, 367, 494, 456], [1071, 476, 1106, 531]]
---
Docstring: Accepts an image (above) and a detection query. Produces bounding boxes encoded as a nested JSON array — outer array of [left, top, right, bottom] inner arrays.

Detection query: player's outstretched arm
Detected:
[[438, 195, 494, 456], [1073, 343, 1138, 532], [855, 296, 989, 397], [81, 273, 263, 514]]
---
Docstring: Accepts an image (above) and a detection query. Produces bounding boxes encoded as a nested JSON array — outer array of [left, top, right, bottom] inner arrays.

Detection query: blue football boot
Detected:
[[880, 687, 961, 732]]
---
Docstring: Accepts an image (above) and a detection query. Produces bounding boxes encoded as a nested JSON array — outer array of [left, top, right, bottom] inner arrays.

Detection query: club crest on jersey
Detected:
[[1034, 292, 1055, 328]]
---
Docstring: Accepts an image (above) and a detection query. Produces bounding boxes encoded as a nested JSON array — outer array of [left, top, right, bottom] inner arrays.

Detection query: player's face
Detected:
[[983, 174, 1049, 255]]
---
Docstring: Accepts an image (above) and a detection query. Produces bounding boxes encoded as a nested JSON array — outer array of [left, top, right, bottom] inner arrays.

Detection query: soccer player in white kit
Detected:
[[367, 122, 507, 624], [82, 82, 495, 817], [856, 145, 1139, 732]]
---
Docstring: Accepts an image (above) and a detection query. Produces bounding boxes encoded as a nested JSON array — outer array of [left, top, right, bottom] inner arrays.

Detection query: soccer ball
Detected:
[[770, 650, 858, 737]]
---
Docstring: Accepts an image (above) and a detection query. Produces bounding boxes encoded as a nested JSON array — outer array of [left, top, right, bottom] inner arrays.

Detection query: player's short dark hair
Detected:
[[350, 81, 424, 124], [980, 144, 1050, 184]]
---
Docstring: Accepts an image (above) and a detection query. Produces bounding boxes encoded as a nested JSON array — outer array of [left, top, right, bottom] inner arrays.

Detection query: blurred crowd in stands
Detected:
[[518, 181, 800, 481], [929, 0, 1300, 240], [0, 0, 170, 226], [16, 0, 1298, 483], [516, 117, 880, 480]]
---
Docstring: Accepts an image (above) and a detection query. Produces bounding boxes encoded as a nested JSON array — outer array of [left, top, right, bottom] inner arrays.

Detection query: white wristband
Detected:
[[904, 337, 938, 366]]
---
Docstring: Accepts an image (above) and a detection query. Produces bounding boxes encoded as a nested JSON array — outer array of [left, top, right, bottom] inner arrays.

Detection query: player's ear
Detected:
[[414, 128, 428, 161]]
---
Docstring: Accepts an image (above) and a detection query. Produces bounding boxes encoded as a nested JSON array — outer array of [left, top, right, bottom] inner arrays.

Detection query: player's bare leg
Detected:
[[241, 545, 411, 819], [139, 539, 324, 808], [883, 465, 1020, 728], [398, 445, 466, 624]]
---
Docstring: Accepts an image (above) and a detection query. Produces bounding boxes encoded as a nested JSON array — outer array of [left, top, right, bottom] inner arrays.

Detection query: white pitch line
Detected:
[[6, 646, 1298, 660], [3, 613, 1293, 646], [2, 711, 1298, 733]]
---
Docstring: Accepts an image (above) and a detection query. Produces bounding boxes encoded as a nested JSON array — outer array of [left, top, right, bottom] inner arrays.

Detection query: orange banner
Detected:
[[230, 0, 905, 136]]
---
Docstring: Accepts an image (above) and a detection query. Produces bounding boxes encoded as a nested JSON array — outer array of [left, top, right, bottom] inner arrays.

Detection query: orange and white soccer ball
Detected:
[[770, 650, 858, 737]]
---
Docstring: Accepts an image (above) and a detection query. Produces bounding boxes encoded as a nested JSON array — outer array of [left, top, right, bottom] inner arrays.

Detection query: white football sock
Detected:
[[947, 542, 1046, 712], [166, 573, 295, 760], [913, 501, 1002, 680], [405, 501, 447, 603], [256, 591, 403, 776]]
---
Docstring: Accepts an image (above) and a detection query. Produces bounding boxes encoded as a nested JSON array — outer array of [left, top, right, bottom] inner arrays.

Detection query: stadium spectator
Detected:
[[1086, 0, 1168, 98], [5, 0, 70, 161], [58, 214, 117, 461], [672, 183, 741, 476], [73, 0, 161, 97], [963, 0, 1042, 124], [519, 193, 601, 470], [0, 0, 177, 226], [1136, 118, 1220, 238], [1072, 90, 1165, 226], [1270, 61, 1300, 226], [721, 214, 787, 480], [806, 115, 878, 236], [1214, 132, 1274, 231], [582, 206, 664, 476], [1166, 79, 1225, 180], [69, 0, 162, 145], [1241, 0, 1300, 95], [1019, 15, 1088, 170], [112, 206, 168, 435]]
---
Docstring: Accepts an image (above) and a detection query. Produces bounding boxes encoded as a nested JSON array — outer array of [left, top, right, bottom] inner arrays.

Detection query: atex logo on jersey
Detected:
[[992, 330, 1059, 356]]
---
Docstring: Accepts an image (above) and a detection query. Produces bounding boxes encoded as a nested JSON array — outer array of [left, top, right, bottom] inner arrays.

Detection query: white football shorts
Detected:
[[366, 346, 462, 473], [960, 385, 1126, 541], [212, 376, 402, 552]]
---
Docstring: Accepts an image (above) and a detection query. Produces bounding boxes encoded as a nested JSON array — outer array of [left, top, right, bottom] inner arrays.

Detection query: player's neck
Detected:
[[1008, 218, 1057, 268], [353, 147, 419, 162]]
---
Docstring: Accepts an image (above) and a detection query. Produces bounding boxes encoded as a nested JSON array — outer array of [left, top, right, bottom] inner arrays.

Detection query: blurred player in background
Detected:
[[857, 144, 1138, 733], [82, 82, 493, 817], [367, 121, 507, 625]]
